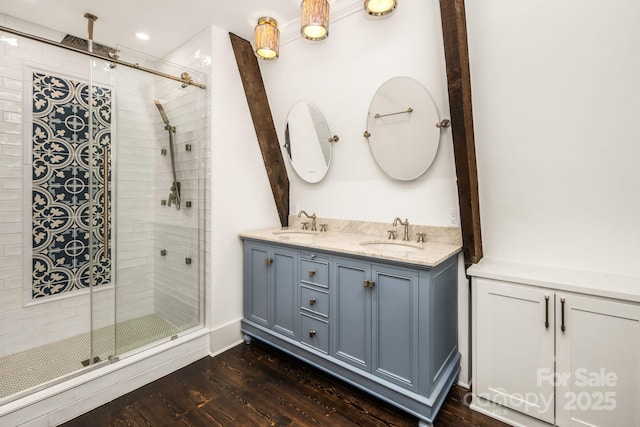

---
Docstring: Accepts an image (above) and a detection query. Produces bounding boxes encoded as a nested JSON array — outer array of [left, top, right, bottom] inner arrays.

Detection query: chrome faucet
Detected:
[[298, 210, 317, 231], [393, 217, 410, 241]]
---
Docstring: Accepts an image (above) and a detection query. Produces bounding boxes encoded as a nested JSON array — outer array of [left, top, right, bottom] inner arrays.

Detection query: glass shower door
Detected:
[[111, 47, 205, 357], [87, 54, 116, 366]]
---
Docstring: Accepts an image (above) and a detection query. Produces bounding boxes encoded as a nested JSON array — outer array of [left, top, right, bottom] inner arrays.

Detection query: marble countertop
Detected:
[[239, 218, 462, 268]]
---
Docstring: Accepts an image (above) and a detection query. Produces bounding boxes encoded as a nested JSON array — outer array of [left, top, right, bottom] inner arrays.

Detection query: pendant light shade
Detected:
[[301, 0, 330, 41], [255, 17, 279, 60], [364, 0, 397, 16]]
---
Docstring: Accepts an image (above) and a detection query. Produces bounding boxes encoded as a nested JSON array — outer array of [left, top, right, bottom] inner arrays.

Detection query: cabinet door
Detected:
[[333, 258, 371, 370], [244, 243, 270, 327], [475, 278, 555, 423], [371, 264, 419, 391], [556, 294, 640, 427], [272, 250, 297, 338]]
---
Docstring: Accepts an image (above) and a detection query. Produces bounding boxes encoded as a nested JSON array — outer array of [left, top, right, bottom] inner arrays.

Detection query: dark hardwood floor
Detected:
[[61, 340, 508, 426]]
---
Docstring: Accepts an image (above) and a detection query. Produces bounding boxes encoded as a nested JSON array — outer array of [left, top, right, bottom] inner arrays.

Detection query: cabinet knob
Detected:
[[363, 280, 376, 288], [309, 298, 317, 306], [309, 330, 316, 338], [264, 258, 273, 265], [309, 270, 316, 277]]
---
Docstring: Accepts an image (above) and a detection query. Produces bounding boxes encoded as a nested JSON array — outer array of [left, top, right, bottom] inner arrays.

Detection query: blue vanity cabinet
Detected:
[[333, 258, 420, 392], [241, 237, 461, 427], [243, 241, 298, 339]]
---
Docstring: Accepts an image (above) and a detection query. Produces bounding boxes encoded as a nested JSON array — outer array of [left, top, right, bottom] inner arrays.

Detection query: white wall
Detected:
[[208, 26, 281, 349], [466, 0, 640, 277]]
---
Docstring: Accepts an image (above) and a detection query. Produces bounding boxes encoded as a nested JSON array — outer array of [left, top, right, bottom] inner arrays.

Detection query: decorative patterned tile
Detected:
[[31, 71, 112, 299], [32, 253, 75, 298], [32, 153, 90, 209]]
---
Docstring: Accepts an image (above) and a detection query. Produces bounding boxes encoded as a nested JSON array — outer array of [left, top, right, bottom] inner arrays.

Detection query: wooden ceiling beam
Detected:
[[439, 0, 483, 267], [229, 33, 290, 227]]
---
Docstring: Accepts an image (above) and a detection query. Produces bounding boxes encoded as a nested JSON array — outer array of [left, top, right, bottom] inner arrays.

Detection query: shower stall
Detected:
[[0, 17, 207, 404]]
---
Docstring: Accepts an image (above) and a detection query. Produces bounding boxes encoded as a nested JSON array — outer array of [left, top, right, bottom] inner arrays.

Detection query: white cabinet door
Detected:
[[475, 278, 555, 423], [555, 293, 640, 427]]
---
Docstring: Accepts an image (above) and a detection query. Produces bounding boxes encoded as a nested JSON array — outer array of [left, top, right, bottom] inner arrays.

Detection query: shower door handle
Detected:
[[103, 150, 109, 257]]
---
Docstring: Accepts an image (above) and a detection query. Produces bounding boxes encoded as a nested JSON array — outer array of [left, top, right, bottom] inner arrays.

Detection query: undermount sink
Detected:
[[272, 230, 319, 238], [359, 240, 424, 253]]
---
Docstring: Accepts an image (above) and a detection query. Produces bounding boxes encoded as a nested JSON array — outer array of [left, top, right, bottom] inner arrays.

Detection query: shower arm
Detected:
[[84, 13, 98, 54]]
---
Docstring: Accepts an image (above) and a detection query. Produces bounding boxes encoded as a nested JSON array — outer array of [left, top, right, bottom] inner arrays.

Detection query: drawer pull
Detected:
[[309, 298, 317, 306], [309, 330, 316, 338], [264, 258, 273, 265], [560, 298, 566, 333], [309, 270, 316, 277]]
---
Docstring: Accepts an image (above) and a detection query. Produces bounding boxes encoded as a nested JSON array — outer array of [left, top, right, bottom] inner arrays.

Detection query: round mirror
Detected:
[[284, 102, 333, 183], [365, 77, 442, 181]]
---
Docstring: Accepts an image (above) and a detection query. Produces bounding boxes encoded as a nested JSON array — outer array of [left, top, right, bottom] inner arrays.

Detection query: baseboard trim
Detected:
[[209, 319, 243, 356]]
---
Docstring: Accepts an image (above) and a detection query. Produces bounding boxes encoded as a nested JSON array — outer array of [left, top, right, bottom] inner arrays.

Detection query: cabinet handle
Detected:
[[560, 298, 566, 333], [309, 298, 316, 306], [544, 295, 550, 329], [363, 280, 376, 288], [309, 270, 316, 277], [309, 330, 316, 338], [264, 258, 273, 265]]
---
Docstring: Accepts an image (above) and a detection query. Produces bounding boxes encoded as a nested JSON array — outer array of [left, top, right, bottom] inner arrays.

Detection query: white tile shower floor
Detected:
[[0, 314, 180, 400]]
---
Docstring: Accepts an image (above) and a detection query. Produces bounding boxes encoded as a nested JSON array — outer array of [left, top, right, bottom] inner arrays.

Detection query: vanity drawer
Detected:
[[300, 285, 329, 318], [300, 257, 329, 288], [301, 314, 329, 354]]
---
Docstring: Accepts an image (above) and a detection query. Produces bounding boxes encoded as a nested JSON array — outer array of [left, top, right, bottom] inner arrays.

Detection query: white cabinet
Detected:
[[555, 293, 640, 427], [475, 279, 555, 423], [472, 277, 640, 427]]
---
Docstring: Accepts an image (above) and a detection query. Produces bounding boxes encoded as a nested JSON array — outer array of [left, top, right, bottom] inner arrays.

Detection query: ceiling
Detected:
[[0, 0, 348, 58]]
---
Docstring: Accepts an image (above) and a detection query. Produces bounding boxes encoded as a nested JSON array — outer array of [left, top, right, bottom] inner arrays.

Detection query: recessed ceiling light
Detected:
[[135, 32, 150, 41]]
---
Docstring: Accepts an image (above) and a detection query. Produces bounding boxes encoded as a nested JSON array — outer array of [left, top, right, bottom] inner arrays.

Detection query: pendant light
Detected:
[[301, 0, 330, 41], [364, 0, 397, 16], [254, 17, 279, 60]]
